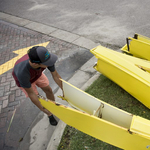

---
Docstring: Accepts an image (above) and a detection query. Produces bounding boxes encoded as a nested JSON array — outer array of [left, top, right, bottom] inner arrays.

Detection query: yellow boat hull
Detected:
[[121, 34, 150, 60], [90, 46, 150, 108], [39, 80, 150, 150]]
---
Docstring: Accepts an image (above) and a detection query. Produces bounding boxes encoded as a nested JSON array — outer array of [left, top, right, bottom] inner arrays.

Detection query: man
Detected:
[[12, 46, 63, 126]]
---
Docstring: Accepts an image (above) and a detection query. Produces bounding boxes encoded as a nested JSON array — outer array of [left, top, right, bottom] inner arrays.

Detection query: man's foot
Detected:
[[48, 115, 58, 126]]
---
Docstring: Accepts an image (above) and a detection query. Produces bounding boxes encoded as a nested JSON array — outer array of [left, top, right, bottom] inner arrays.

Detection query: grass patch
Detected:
[[58, 75, 150, 150]]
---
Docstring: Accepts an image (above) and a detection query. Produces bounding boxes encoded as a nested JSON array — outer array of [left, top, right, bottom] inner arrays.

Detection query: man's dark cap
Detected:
[[27, 46, 58, 66]]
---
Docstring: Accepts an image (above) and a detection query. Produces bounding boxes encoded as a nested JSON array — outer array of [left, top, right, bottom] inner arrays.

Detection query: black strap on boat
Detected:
[[134, 33, 138, 39], [126, 38, 130, 51]]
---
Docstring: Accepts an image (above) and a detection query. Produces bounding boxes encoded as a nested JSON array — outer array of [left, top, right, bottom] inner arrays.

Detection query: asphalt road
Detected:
[[0, 0, 150, 46]]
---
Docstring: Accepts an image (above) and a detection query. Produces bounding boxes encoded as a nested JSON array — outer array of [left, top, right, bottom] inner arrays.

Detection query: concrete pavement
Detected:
[[0, 12, 100, 150]]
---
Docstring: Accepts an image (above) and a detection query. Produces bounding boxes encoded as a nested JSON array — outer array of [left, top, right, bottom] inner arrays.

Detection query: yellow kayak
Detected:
[[90, 45, 150, 109], [121, 33, 150, 60], [39, 79, 150, 150]]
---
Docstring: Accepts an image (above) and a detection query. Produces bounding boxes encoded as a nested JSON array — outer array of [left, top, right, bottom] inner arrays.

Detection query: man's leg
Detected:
[[41, 85, 55, 101], [35, 73, 57, 126], [40, 85, 57, 125]]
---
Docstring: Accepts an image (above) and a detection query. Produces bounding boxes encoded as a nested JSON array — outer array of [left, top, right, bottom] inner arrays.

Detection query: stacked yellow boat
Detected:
[[121, 33, 150, 60], [91, 45, 150, 109]]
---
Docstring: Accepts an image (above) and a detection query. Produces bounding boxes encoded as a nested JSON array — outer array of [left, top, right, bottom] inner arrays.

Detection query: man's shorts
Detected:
[[20, 73, 49, 97]]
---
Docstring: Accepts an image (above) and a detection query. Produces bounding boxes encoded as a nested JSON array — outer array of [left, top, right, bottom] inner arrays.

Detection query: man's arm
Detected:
[[51, 70, 63, 90], [24, 87, 52, 116]]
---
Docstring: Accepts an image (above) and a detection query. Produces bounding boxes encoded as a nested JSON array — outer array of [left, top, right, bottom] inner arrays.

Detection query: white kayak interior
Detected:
[[62, 80, 133, 129]]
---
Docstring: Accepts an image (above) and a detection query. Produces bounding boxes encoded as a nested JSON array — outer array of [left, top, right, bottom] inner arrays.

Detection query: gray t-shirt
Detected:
[[12, 54, 55, 88]]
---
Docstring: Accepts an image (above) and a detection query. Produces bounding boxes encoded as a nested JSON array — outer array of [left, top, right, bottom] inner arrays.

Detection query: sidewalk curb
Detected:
[[0, 12, 100, 50]]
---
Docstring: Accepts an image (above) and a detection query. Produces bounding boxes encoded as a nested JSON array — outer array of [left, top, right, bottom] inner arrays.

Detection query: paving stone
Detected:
[[0, 90, 4, 97], [0, 82, 10, 86], [9, 94, 15, 102], [15, 89, 21, 97], [0, 96, 8, 101], [4, 92, 11, 96], [10, 86, 18, 91], [6, 72, 12, 78], [5, 78, 14, 82], [2, 99, 8, 108], [8, 101, 19, 107], [4, 85, 10, 92], [1, 77, 6, 83]]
